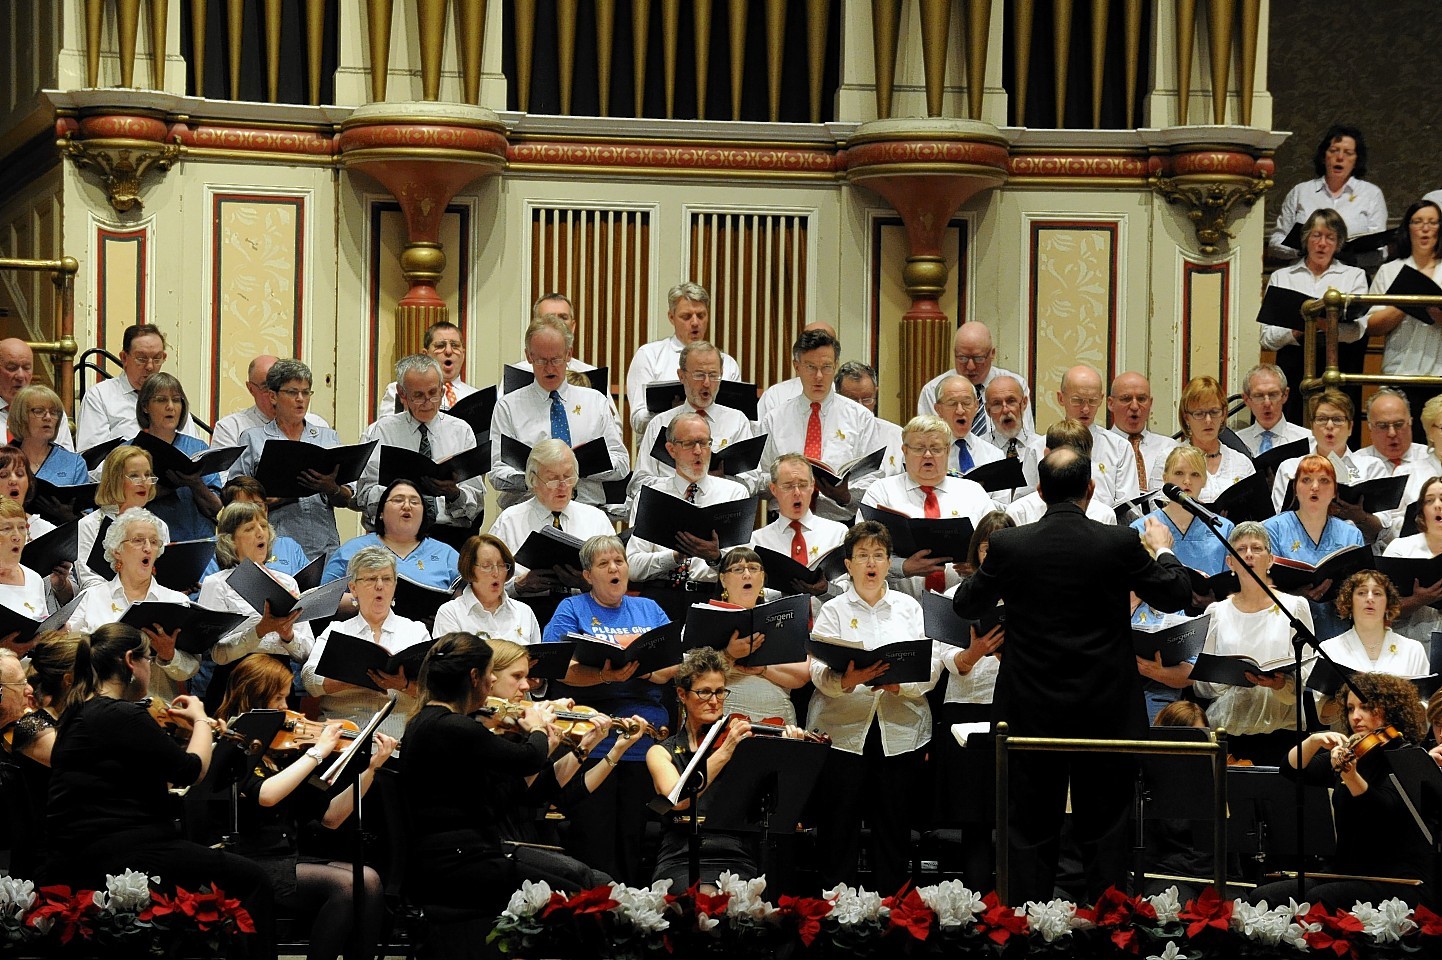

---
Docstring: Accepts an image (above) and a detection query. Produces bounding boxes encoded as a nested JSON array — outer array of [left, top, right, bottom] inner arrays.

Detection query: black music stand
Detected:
[[1134, 728, 1231, 897], [1226, 765, 1335, 880], [696, 737, 828, 880]]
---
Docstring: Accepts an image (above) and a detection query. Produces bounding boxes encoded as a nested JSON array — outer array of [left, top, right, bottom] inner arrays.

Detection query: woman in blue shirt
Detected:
[[134, 373, 222, 542], [323, 478, 460, 592], [10, 385, 88, 487], [1132, 445, 1235, 580]]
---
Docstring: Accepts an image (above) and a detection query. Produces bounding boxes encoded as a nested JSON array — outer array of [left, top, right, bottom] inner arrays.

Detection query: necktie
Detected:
[[444, 380, 458, 407], [1259, 429, 1274, 454], [696, 406, 708, 420], [549, 390, 571, 444], [804, 402, 823, 460], [417, 422, 432, 459], [669, 482, 701, 587], [1005, 437, 1019, 459], [954, 438, 974, 473], [970, 383, 989, 436], [920, 485, 945, 592], [1390, 457, 1404, 468], [789, 519, 808, 563], [551, 511, 563, 529], [1128, 433, 1147, 492]]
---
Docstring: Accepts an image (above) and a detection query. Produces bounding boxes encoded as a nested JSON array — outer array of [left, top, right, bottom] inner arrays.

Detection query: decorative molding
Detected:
[[508, 141, 841, 178], [59, 137, 181, 212], [1007, 153, 1150, 182], [1027, 220, 1120, 418], [1181, 259, 1232, 386], [1148, 148, 1275, 258], [95, 224, 148, 344]]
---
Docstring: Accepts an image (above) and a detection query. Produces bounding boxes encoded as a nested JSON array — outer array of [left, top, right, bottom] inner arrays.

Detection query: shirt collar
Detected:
[[842, 582, 894, 609]]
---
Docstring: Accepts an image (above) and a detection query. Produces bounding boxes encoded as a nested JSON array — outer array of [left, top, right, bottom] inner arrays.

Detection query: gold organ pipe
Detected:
[[514, 0, 536, 111], [227, 0, 244, 100], [1013, 0, 1034, 125], [265, 0, 281, 102], [965, 0, 990, 120], [305, 0, 326, 105], [694, 0, 713, 119], [1089, 0, 1107, 128], [729, 0, 748, 122], [595, 0, 615, 116], [416, 0, 448, 102], [1238, 0, 1260, 126], [85, 0, 102, 88], [148, 0, 167, 89], [764, 0, 785, 123], [662, 0, 679, 118], [918, 0, 951, 118], [1175, 0, 1196, 125], [1204, 0, 1234, 125], [871, 0, 900, 120], [189, 0, 207, 95], [367, 0, 394, 102], [1123, 0, 1142, 127], [632, 0, 651, 116], [805, 0, 829, 124], [1052, 0, 1072, 127], [556, 0, 577, 114], [117, 0, 141, 88]]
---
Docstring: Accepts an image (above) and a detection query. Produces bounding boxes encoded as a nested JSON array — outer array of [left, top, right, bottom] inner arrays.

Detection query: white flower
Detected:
[[1231, 899, 1300, 947], [1146, 886, 1182, 924], [502, 879, 554, 919], [611, 880, 672, 935], [916, 880, 985, 928], [0, 876, 36, 917], [1024, 898, 1079, 943], [1148, 941, 1183, 960], [823, 883, 883, 926], [1350, 898, 1416, 943], [715, 871, 772, 920], [695, 912, 720, 932], [92, 869, 155, 914]]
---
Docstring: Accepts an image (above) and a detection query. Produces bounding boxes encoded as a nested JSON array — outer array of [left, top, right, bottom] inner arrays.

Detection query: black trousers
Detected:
[[562, 759, 655, 886], [811, 722, 922, 894]]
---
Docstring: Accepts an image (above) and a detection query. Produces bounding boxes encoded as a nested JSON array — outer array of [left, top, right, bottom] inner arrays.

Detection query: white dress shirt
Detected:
[[432, 589, 542, 645], [1090, 425, 1140, 505], [917, 364, 1034, 437], [750, 510, 849, 614], [1357, 442, 1430, 473], [1382, 533, 1442, 644], [1318, 627, 1430, 677], [360, 410, 485, 528], [1194, 594, 1312, 735], [1112, 426, 1180, 494], [755, 377, 803, 423], [68, 577, 197, 702], [1235, 418, 1313, 456], [861, 473, 996, 596], [1270, 176, 1388, 256], [488, 497, 616, 589], [0, 567, 49, 620], [625, 473, 751, 584], [629, 402, 758, 503], [1390, 453, 1442, 541], [489, 382, 631, 510], [625, 335, 742, 435], [302, 611, 430, 741], [1005, 491, 1116, 526], [1372, 257, 1442, 377], [870, 417, 905, 479], [198, 567, 315, 665], [1260, 259, 1368, 351], [1198, 446, 1257, 503], [212, 404, 329, 450], [806, 585, 940, 757], [759, 392, 879, 522], [376, 378, 478, 421], [77, 376, 200, 452]]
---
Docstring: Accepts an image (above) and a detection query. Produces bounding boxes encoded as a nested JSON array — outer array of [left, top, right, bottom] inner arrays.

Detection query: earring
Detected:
[[719, 588, 729, 601]]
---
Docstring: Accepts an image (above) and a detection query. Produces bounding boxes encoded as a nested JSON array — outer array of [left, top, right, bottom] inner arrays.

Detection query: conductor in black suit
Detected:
[[953, 449, 1191, 903]]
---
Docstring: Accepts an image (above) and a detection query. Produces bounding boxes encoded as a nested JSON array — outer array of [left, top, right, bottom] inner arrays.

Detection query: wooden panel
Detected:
[[1182, 260, 1229, 387], [1028, 221, 1118, 427], [96, 225, 148, 354]]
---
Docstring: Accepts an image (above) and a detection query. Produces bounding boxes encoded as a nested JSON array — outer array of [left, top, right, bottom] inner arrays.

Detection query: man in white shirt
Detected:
[[630, 339, 758, 503], [759, 329, 879, 522], [76, 323, 200, 451], [982, 373, 1042, 503], [626, 412, 751, 606], [359, 354, 486, 544], [862, 414, 996, 597], [504, 293, 599, 383], [756, 320, 837, 422], [1107, 371, 1178, 494], [489, 317, 631, 510], [834, 360, 904, 479], [750, 453, 846, 604], [1234, 363, 1312, 455], [213, 354, 330, 449], [375, 320, 478, 420], [0, 339, 74, 450], [1358, 388, 1429, 472], [1057, 365, 1137, 507], [916, 322, 1033, 438], [625, 282, 742, 435], [1007, 420, 1118, 526], [935, 374, 1003, 477]]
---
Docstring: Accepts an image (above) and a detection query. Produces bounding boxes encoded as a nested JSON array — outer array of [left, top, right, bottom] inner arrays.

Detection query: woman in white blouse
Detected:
[[432, 534, 541, 646], [75, 445, 169, 592], [1382, 474, 1442, 644], [1193, 522, 1313, 766], [807, 519, 939, 894], [1366, 199, 1442, 414], [0, 496, 50, 646], [1315, 570, 1430, 728], [1176, 376, 1255, 502]]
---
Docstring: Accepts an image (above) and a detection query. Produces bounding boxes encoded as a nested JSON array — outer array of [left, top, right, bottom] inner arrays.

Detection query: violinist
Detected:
[[41, 623, 275, 957], [3, 633, 80, 876], [216, 654, 395, 960], [1250, 672, 1434, 908], [645, 647, 804, 892]]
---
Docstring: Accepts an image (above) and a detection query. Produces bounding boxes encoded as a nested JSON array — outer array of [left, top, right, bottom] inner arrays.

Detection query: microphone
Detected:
[[1161, 483, 1223, 527]]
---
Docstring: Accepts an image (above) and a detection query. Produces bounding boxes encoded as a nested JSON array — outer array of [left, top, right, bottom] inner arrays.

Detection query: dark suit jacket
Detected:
[[952, 501, 1191, 738]]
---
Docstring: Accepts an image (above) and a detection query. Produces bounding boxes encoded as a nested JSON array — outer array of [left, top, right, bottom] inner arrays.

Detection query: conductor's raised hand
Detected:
[[1141, 516, 1175, 553]]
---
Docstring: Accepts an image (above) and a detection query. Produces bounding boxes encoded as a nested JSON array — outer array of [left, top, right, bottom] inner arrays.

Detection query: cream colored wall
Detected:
[[0, 168, 65, 387]]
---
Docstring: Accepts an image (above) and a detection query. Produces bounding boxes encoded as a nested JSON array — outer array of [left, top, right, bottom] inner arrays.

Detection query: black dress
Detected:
[[230, 756, 333, 903], [5, 709, 56, 877], [650, 730, 757, 890]]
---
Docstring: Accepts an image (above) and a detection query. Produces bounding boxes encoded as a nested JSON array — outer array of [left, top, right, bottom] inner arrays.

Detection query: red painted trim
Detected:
[[868, 214, 970, 386], [1027, 220, 1120, 388], [1181, 260, 1232, 385], [95, 227, 147, 349]]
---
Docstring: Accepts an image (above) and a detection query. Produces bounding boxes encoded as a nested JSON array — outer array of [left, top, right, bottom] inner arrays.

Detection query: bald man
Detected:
[[916, 323, 1033, 438], [0, 338, 74, 450], [755, 320, 839, 422], [212, 354, 330, 449], [1106, 372, 1178, 494], [1057, 365, 1138, 506]]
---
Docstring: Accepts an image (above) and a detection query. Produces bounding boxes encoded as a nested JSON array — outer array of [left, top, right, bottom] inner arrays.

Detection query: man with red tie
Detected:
[[749, 453, 846, 612], [860, 414, 995, 598]]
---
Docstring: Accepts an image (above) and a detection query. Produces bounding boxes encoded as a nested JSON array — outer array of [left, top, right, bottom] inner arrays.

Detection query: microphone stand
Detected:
[[1163, 489, 1364, 900]]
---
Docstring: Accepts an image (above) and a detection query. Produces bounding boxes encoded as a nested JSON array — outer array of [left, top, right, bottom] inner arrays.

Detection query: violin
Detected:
[[721, 713, 831, 745], [269, 710, 362, 753], [478, 697, 667, 751], [140, 697, 258, 752], [1332, 724, 1402, 774]]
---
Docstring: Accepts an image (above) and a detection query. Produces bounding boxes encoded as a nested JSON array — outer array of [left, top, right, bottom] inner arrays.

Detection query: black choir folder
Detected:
[[153, 539, 217, 593], [253, 439, 378, 500], [1279, 221, 1392, 259], [858, 503, 974, 559], [964, 457, 1027, 494], [568, 621, 684, 676], [1306, 659, 1442, 700], [499, 435, 612, 477], [21, 519, 78, 575], [80, 435, 125, 471], [631, 488, 759, 547], [1385, 265, 1442, 324], [1377, 555, 1442, 605], [807, 449, 887, 488], [1188, 651, 1316, 687], [806, 635, 932, 685], [648, 432, 767, 477], [1131, 614, 1210, 667], [919, 590, 1002, 647], [378, 444, 490, 487], [117, 602, 250, 656], [644, 379, 759, 421], [503, 364, 610, 395], [131, 430, 243, 479], [1204, 472, 1275, 523], [1248, 437, 1311, 477], [392, 575, 461, 623], [30, 479, 98, 525], [512, 526, 584, 572], [1187, 567, 1239, 601], [682, 594, 810, 666], [0, 593, 82, 647], [1253, 284, 1365, 331], [444, 386, 497, 441], [524, 639, 577, 680], [1336, 474, 1407, 513], [315, 634, 436, 691], [226, 559, 350, 622], [753, 543, 847, 587]]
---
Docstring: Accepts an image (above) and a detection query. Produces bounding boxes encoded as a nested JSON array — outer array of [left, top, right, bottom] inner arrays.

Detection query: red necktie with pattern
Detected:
[[921, 485, 945, 592], [804, 402, 823, 460], [444, 380, 458, 407]]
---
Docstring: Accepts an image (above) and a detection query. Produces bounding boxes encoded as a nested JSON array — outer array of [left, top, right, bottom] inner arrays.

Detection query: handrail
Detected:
[[0, 256, 79, 411], [74, 347, 214, 439], [1300, 287, 1442, 399], [993, 721, 1230, 904]]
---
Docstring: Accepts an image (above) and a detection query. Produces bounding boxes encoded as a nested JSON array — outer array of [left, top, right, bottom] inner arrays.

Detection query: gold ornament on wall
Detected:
[[1149, 172, 1272, 257], [59, 137, 183, 213]]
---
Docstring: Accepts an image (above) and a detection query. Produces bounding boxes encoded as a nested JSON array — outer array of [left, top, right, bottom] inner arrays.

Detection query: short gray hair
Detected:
[[769, 451, 813, 484], [266, 358, 312, 392], [347, 544, 397, 581], [395, 354, 443, 389], [1366, 386, 1411, 417], [579, 534, 627, 569], [524, 315, 574, 352], [667, 282, 710, 312], [666, 411, 711, 443], [1229, 521, 1271, 550], [1243, 362, 1287, 395], [834, 360, 877, 392], [103, 507, 167, 565], [525, 438, 578, 490], [678, 339, 720, 370]]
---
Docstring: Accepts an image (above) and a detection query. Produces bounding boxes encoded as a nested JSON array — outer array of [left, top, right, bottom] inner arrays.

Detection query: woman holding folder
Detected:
[[67, 507, 196, 703], [1382, 473, 1442, 643], [74, 444, 168, 591], [432, 533, 540, 644], [1312, 571, 1431, 730], [132, 373, 223, 542], [0, 496, 50, 629], [1363, 199, 1442, 414], [322, 478, 459, 593]]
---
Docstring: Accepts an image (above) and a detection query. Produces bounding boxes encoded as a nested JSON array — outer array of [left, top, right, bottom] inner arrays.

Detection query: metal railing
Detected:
[[1300, 287, 1442, 400]]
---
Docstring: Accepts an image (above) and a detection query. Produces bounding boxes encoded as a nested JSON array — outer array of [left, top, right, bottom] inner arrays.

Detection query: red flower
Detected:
[[1415, 903, 1442, 938], [689, 884, 731, 921], [25, 886, 99, 945], [778, 895, 832, 946], [1179, 886, 1233, 938], [1298, 903, 1364, 959], [975, 892, 1028, 946], [562, 885, 620, 916], [882, 887, 934, 942], [1077, 886, 1157, 954]]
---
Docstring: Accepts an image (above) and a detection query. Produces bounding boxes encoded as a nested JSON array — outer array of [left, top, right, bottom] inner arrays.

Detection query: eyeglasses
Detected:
[[1369, 420, 1408, 433], [987, 396, 1023, 410], [429, 339, 464, 352], [1312, 415, 1348, 427], [1247, 390, 1284, 403], [124, 474, 159, 485], [934, 398, 976, 411], [539, 476, 579, 490], [532, 357, 568, 369], [775, 481, 813, 492], [1065, 396, 1103, 410], [850, 553, 889, 565], [473, 562, 508, 574], [0, 680, 28, 690], [686, 372, 722, 383], [124, 536, 162, 548], [128, 354, 165, 368], [405, 390, 442, 405], [904, 444, 948, 456], [799, 362, 836, 377], [722, 563, 764, 575], [385, 496, 424, 508], [1411, 218, 1441, 228], [670, 438, 710, 450], [28, 409, 58, 419], [354, 574, 397, 587], [954, 352, 993, 366], [1185, 408, 1225, 421], [688, 688, 730, 702], [276, 388, 313, 400], [1111, 394, 1150, 405]]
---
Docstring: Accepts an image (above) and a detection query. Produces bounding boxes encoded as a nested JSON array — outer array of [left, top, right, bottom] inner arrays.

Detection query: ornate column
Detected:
[[845, 119, 1010, 409], [337, 102, 507, 356]]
